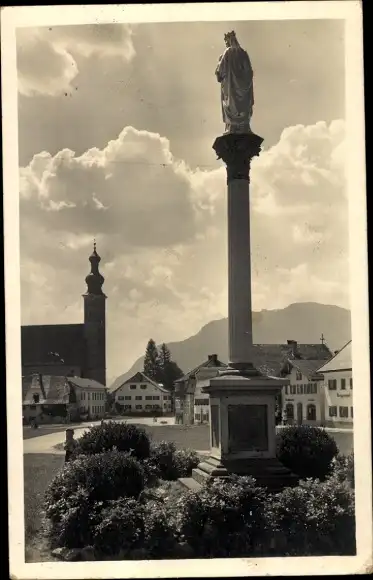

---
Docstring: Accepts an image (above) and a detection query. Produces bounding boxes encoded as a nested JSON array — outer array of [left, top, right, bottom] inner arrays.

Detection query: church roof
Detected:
[[21, 324, 85, 367]]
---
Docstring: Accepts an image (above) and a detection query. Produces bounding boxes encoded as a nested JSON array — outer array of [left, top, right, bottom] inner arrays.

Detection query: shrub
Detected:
[[175, 476, 266, 558], [276, 425, 339, 480], [329, 453, 354, 487], [265, 477, 355, 556], [45, 450, 145, 548], [142, 501, 179, 559], [93, 498, 146, 557], [173, 449, 200, 477], [148, 441, 200, 481], [76, 421, 151, 459]]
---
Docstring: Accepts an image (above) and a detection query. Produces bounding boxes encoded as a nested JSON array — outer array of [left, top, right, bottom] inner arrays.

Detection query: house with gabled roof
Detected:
[[175, 341, 333, 426], [174, 354, 227, 424], [280, 340, 334, 426], [110, 371, 172, 416], [318, 340, 353, 428], [22, 373, 107, 424]]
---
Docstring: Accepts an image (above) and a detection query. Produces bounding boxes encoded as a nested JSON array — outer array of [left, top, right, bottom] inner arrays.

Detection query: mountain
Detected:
[[109, 302, 351, 391]]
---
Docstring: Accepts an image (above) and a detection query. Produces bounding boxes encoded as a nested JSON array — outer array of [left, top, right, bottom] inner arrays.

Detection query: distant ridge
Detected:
[[109, 302, 351, 391]]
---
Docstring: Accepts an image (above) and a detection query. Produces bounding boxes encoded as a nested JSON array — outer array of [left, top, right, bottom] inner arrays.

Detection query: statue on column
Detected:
[[215, 31, 254, 134]]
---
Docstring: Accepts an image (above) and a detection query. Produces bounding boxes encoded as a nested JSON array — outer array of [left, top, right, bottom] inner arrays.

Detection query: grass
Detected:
[[23, 453, 64, 562]]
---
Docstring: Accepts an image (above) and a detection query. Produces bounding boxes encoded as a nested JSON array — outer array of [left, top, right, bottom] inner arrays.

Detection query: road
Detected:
[[23, 417, 176, 454]]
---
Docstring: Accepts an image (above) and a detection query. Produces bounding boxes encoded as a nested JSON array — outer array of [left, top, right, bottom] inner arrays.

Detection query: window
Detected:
[[312, 383, 318, 394], [285, 403, 294, 419], [33, 393, 40, 404], [340, 378, 346, 390], [351, 406, 353, 418], [135, 396, 142, 401], [203, 413, 209, 422], [329, 406, 337, 417], [284, 385, 289, 395], [307, 404, 317, 421], [130, 385, 136, 390], [195, 398, 208, 406], [145, 395, 152, 401], [296, 371, 302, 381], [124, 404, 131, 410], [328, 379, 337, 390], [195, 414, 201, 421], [339, 406, 349, 418], [140, 384, 147, 390], [297, 384, 303, 395], [145, 404, 152, 410], [290, 385, 296, 395], [125, 396, 131, 400], [88, 392, 90, 400], [152, 396, 160, 400], [135, 404, 142, 410], [118, 396, 124, 401], [350, 377, 353, 389]]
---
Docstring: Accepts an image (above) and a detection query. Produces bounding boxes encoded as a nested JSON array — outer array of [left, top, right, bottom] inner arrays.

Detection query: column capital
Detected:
[[213, 132, 264, 183]]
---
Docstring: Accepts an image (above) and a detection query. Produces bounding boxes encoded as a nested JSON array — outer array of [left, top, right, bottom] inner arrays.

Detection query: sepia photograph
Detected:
[[3, 2, 371, 578]]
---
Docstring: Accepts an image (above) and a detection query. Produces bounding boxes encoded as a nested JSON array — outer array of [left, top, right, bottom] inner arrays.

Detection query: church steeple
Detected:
[[85, 239, 105, 296]]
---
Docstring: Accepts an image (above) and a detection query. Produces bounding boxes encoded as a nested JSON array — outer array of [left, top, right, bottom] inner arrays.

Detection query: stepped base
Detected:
[[180, 455, 298, 493]]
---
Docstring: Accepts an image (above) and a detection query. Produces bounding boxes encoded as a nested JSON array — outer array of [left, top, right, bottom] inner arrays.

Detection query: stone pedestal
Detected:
[[179, 132, 298, 492], [189, 370, 298, 492]]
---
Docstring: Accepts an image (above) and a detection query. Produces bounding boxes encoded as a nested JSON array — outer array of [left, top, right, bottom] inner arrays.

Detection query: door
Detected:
[[297, 402, 303, 425]]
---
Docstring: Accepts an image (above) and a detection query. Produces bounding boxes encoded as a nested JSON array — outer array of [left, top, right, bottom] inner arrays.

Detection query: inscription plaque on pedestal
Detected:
[[211, 404, 220, 448], [228, 404, 268, 452]]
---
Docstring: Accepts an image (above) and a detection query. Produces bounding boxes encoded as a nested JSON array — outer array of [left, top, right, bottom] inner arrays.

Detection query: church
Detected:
[[21, 243, 107, 386]]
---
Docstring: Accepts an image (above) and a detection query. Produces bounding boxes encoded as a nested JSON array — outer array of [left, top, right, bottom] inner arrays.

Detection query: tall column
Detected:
[[213, 133, 263, 369]]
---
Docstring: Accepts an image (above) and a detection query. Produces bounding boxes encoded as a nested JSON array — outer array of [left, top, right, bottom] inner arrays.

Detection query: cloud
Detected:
[[17, 24, 135, 97], [19, 120, 348, 377]]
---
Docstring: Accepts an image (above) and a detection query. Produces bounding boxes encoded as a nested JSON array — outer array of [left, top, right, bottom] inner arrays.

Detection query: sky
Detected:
[[17, 19, 348, 382]]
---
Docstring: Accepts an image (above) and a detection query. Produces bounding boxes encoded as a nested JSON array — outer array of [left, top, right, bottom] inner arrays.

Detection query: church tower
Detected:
[[83, 241, 107, 386]]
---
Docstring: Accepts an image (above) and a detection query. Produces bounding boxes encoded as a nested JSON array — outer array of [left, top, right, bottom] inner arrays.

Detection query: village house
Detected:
[[175, 341, 333, 426], [110, 371, 172, 416], [317, 340, 353, 428], [281, 340, 333, 426], [174, 354, 227, 425], [22, 374, 107, 424]]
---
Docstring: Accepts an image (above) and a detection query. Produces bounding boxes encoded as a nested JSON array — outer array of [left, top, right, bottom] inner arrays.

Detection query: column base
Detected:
[[180, 455, 298, 493]]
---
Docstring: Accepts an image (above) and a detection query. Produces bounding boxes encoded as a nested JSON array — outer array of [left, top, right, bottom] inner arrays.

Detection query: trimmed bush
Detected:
[[265, 477, 355, 556], [76, 421, 151, 459], [175, 476, 266, 558], [147, 441, 200, 481], [45, 450, 145, 548], [276, 425, 339, 480]]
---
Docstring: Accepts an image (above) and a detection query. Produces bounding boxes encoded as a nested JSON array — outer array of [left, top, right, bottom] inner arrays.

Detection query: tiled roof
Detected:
[[175, 343, 333, 394], [175, 356, 228, 384], [21, 324, 85, 367], [318, 340, 352, 373], [109, 371, 168, 394], [22, 374, 71, 404], [67, 376, 106, 390], [288, 359, 329, 379], [250, 343, 332, 377]]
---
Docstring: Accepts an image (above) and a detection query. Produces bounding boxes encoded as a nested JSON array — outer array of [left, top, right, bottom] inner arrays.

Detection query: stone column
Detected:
[[213, 133, 263, 368], [178, 132, 299, 492]]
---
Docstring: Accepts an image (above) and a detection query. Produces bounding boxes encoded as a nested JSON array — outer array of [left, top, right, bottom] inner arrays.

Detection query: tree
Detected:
[[157, 343, 184, 412], [159, 343, 171, 371], [144, 339, 162, 382]]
